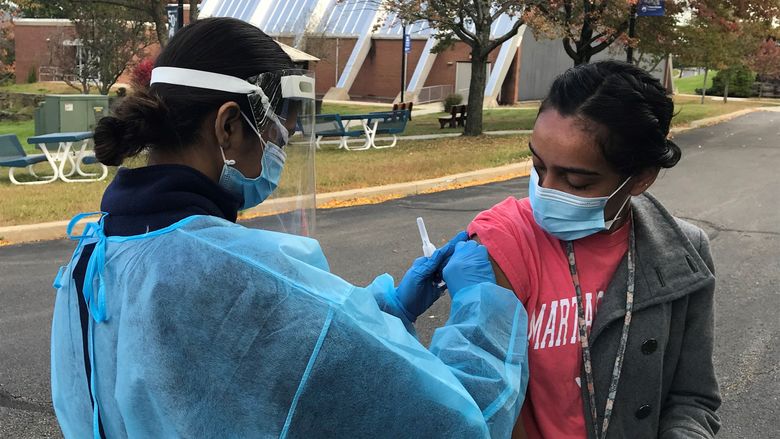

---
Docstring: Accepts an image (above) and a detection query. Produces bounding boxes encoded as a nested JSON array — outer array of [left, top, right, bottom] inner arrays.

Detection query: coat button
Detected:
[[636, 404, 652, 419], [641, 339, 658, 355]]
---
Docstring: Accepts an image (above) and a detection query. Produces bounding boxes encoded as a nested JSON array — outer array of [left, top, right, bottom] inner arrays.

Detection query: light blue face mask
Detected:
[[528, 167, 632, 241], [218, 113, 287, 210]]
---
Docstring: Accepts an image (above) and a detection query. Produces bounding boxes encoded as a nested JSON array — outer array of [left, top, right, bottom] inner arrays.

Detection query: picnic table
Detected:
[[313, 110, 410, 151], [25, 131, 108, 183]]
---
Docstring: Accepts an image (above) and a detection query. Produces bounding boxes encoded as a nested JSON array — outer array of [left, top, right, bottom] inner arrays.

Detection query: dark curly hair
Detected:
[[539, 60, 681, 176]]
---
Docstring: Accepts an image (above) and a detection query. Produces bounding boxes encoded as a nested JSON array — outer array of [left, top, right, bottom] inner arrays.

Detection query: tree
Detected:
[[751, 38, 780, 81], [676, 15, 736, 103], [189, 0, 198, 23], [679, 0, 771, 103], [11, 0, 68, 18], [381, 0, 532, 136], [67, 0, 169, 47], [631, 1, 685, 71], [525, 0, 636, 65], [0, 3, 16, 83], [749, 38, 780, 97], [54, 2, 153, 94]]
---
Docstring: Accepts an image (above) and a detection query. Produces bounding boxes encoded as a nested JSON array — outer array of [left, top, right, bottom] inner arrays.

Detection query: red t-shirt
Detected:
[[468, 197, 629, 439]]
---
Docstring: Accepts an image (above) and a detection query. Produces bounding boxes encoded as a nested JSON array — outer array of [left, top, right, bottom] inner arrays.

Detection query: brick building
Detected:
[[14, 1, 670, 104], [200, 0, 670, 105], [12, 5, 318, 90], [14, 18, 164, 87]]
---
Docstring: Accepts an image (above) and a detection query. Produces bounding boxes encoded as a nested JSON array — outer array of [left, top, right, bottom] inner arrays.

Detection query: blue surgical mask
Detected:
[[218, 113, 287, 210], [528, 167, 632, 241]]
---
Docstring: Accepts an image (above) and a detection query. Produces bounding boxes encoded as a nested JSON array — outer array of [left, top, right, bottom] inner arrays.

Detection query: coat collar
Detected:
[[590, 193, 715, 342]]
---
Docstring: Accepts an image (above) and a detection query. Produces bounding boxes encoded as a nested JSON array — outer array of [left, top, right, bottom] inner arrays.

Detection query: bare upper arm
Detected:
[[472, 233, 527, 439], [471, 234, 514, 293]]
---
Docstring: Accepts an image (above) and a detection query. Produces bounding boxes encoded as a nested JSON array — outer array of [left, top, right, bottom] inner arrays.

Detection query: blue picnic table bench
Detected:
[[313, 110, 410, 151], [0, 131, 108, 185]]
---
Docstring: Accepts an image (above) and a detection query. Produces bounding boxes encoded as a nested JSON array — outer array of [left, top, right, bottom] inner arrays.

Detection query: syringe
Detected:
[[417, 217, 446, 289], [417, 217, 437, 257]]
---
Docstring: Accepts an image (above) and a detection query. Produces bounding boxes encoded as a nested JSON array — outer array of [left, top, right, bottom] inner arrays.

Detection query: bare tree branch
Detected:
[[455, 6, 478, 43], [589, 27, 625, 54], [491, 1, 514, 22], [563, 36, 579, 60], [487, 16, 525, 53]]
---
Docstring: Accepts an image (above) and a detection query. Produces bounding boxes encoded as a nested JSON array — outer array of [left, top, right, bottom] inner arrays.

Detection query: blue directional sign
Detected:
[[166, 5, 178, 38], [404, 34, 412, 53], [638, 0, 665, 17]]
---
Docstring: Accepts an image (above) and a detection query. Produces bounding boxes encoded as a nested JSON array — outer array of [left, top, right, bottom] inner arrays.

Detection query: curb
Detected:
[[0, 160, 532, 245], [0, 220, 73, 246], [670, 108, 755, 134]]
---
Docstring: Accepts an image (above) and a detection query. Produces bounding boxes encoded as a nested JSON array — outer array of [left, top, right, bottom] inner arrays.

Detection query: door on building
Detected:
[[455, 62, 492, 102]]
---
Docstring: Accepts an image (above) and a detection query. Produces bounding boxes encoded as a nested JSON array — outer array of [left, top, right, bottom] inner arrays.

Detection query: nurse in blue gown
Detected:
[[50, 17, 528, 439]]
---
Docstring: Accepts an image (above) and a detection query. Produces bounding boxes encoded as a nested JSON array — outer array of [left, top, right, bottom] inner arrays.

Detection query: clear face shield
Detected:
[[245, 70, 317, 236], [150, 67, 317, 236]]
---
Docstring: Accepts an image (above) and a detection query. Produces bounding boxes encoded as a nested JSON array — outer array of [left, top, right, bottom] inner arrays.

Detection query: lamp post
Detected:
[[177, 0, 184, 31], [401, 21, 407, 103], [626, 3, 637, 64]]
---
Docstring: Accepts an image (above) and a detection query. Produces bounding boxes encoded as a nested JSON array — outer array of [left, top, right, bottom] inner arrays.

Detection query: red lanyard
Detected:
[[565, 223, 636, 439]]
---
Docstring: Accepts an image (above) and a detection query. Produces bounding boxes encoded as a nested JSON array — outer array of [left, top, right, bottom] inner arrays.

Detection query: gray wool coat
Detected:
[[582, 193, 721, 438]]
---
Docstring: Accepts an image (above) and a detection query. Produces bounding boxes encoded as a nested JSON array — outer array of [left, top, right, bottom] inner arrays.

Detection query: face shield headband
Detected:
[[150, 66, 316, 147]]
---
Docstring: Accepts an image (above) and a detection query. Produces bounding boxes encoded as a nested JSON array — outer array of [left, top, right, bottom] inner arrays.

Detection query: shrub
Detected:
[[130, 58, 155, 89], [26, 67, 37, 84], [16, 105, 35, 119], [444, 93, 463, 112], [707, 65, 757, 98]]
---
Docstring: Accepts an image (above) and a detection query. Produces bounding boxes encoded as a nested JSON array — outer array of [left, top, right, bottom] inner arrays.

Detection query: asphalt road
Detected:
[[1, 111, 778, 438]]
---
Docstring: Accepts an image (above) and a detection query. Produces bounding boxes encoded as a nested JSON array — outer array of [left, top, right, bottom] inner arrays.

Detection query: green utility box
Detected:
[[34, 94, 109, 135]]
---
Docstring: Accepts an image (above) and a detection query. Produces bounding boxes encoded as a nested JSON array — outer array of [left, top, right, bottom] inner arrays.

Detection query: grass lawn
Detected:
[[672, 95, 779, 126], [404, 108, 538, 136], [0, 135, 530, 227], [674, 72, 716, 95], [0, 81, 127, 95], [0, 120, 35, 148], [320, 103, 387, 115]]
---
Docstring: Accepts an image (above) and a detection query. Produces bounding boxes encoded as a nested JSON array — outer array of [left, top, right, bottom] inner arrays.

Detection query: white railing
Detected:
[[38, 66, 79, 83], [416, 84, 454, 104]]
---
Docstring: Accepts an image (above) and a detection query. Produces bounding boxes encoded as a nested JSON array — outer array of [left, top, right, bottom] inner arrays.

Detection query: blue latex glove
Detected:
[[442, 240, 497, 296], [393, 231, 468, 322]]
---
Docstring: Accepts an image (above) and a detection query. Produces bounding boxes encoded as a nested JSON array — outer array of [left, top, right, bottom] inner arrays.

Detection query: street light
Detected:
[[626, 3, 637, 64], [401, 21, 407, 103], [177, 0, 184, 31]]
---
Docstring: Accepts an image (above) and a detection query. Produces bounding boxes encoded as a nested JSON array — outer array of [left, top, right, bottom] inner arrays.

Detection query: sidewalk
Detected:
[[316, 129, 532, 145], [676, 93, 780, 104]]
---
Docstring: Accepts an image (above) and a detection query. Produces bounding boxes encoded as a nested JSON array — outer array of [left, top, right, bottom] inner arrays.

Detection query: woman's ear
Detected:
[[629, 167, 661, 196], [214, 102, 243, 150]]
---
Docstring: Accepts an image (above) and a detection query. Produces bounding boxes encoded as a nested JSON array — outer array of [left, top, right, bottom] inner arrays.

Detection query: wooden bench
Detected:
[[393, 102, 414, 121], [438, 105, 467, 129]]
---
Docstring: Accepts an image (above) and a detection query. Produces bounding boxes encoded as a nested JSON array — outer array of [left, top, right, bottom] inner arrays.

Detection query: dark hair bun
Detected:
[[93, 91, 172, 166], [92, 17, 295, 167], [660, 139, 682, 169]]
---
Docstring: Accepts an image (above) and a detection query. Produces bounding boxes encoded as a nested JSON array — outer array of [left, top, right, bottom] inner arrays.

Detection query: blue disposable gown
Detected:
[[51, 214, 529, 438]]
